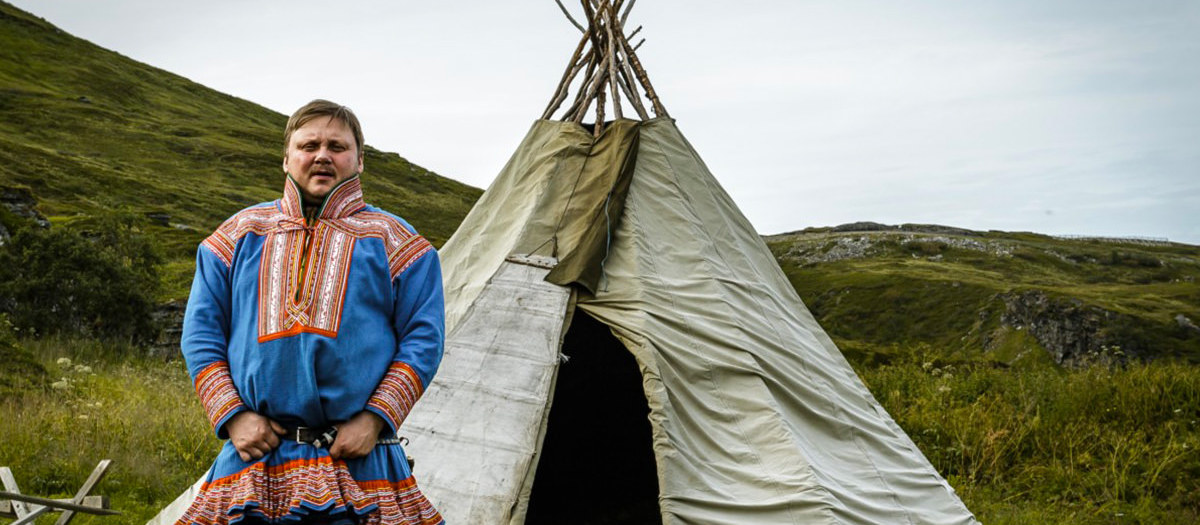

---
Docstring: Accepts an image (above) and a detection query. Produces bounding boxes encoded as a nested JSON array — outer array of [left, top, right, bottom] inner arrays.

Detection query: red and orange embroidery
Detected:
[[199, 178, 433, 344], [179, 456, 443, 525], [257, 223, 357, 342], [194, 361, 244, 430], [367, 362, 426, 431]]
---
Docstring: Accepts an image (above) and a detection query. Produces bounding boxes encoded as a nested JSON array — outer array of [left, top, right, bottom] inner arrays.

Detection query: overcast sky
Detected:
[[11, 0, 1200, 244]]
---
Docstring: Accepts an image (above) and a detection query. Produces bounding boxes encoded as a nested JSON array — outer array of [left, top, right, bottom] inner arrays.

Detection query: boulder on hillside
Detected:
[[998, 290, 1134, 367], [0, 186, 51, 245]]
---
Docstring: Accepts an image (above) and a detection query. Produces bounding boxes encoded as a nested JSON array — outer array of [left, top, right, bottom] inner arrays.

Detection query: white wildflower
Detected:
[[51, 378, 70, 389], [56, 357, 72, 367]]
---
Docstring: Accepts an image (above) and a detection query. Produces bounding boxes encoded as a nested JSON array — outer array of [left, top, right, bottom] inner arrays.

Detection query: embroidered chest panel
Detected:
[[258, 223, 356, 342], [202, 203, 433, 343]]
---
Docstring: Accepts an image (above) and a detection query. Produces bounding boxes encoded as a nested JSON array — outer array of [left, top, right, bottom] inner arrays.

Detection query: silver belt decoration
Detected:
[[289, 427, 408, 448]]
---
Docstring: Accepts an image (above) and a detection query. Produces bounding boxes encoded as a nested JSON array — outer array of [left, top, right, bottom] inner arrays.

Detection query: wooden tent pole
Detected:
[[542, 29, 593, 119], [551, 0, 663, 122], [572, 63, 611, 123], [563, 53, 599, 121], [602, 0, 623, 121], [554, 0, 586, 33], [605, 0, 648, 119], [615, 49, 649, 119], [593, 80, 606, 133], [627, 25, 642, 42], [565, 0, 605, 122], [620, 0, 637, 25], [614, 25, 668, 117]]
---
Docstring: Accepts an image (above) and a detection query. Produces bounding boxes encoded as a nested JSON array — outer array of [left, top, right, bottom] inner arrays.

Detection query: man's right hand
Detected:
[[225, 411, 287, 462]]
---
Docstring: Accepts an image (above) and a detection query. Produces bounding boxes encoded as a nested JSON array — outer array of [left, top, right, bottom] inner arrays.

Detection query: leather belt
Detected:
[[289, 427, 407, 448]]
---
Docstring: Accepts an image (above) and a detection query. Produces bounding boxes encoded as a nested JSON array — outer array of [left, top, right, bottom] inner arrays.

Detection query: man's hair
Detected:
[[283, 99, 365, 158]]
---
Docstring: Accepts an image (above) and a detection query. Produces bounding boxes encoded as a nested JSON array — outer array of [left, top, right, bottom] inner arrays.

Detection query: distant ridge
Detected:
[[771, 222, 1183, 247], [766, 225, 1200, 365]]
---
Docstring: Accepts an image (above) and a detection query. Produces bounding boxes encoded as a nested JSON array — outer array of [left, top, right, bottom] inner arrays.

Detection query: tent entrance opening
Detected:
[[524, 311, 661, 524]]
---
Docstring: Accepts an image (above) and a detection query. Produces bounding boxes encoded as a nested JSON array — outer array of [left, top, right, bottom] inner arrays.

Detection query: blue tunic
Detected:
[[179, 175, 445, 525]]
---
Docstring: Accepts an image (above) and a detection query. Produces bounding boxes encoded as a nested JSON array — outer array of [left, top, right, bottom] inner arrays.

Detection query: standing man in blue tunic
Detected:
[[178, 100, 445, 525]]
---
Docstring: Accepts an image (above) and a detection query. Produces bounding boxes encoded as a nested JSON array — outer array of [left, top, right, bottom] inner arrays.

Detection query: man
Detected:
[[178, 100, 445, 525]]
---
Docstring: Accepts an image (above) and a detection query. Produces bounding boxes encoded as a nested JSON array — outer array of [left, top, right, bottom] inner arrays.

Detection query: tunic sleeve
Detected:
[[365, 247, 445, 436], [181, 244, 247, 438]]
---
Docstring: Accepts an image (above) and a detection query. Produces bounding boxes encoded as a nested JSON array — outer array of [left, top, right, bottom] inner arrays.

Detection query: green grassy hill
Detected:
[[1, 2, 1197, 523], [0, 2, 482, 299], [768, 224, 1200, 366]]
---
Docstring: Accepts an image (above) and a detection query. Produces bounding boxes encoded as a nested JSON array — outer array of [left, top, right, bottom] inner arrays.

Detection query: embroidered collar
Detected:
[[280, 174, 367, 220]]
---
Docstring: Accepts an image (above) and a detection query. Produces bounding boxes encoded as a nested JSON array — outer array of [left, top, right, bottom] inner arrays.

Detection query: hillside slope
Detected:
[[768, 223, 1200, 365], [0, 2, 482, 298]]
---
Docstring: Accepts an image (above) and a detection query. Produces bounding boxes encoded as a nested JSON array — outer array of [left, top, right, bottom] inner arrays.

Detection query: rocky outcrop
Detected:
[[0, 186, 50, 245], [1176, 314, 1200, 337], [997, 290, 1135, 367], [148, 299, 186, 359], [0, 186, 51, 229]]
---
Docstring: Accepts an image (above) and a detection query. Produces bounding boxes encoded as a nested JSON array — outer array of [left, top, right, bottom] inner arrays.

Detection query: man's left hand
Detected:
[[329, 411, 386, 460]]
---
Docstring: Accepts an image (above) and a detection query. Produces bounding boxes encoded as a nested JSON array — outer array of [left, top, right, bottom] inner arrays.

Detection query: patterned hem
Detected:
[[176, 457, 442, 525]]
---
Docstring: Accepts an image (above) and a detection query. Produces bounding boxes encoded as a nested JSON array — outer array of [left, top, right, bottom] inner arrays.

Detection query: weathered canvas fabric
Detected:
[[400, 118, 978, 524]]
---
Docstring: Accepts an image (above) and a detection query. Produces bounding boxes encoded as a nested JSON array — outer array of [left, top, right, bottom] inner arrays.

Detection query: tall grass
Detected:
[[862, 356, 1200, 524], [2, 336, 1198, 524], [0, 338, 216, 524]]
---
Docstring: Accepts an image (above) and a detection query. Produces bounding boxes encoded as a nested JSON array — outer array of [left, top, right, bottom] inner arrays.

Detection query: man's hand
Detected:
[[225, 411, 286, 462], [329, 411, 386, 460]]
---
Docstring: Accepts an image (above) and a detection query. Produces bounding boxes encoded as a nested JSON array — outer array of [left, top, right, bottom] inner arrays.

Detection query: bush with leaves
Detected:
[[0, 213, 162, 344], [0, 314, 47, 398]]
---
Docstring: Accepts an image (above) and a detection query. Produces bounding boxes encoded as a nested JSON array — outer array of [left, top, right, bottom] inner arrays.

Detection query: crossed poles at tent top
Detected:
[[545, 0, 669, 134], [1, 460, 119, 525]]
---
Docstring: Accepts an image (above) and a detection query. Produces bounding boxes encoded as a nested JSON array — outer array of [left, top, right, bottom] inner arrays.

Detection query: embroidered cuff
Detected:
[[195, 361, 246, 438], [366, 361, 425, 434]]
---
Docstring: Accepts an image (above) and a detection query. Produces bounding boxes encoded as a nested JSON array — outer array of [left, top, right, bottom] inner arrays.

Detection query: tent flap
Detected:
[[545, 119, 640, 293]]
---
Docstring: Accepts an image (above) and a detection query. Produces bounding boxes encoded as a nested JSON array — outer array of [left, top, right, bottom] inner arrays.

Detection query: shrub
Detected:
[[0, 314, 47, 398], [0, 214, 161, 344]]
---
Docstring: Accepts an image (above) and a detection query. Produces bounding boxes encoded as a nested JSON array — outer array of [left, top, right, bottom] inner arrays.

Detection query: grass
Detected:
[[862, 355, 1200, 524], [0, 338, 215, 524], [2, 337, 1197, 524]]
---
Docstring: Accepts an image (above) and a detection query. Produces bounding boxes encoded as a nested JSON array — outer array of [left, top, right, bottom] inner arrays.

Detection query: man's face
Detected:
[[283, 117, 363, 203]]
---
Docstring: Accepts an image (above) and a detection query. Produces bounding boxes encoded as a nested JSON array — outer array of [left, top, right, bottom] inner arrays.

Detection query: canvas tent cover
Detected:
[[398, 118, 978, 524]]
